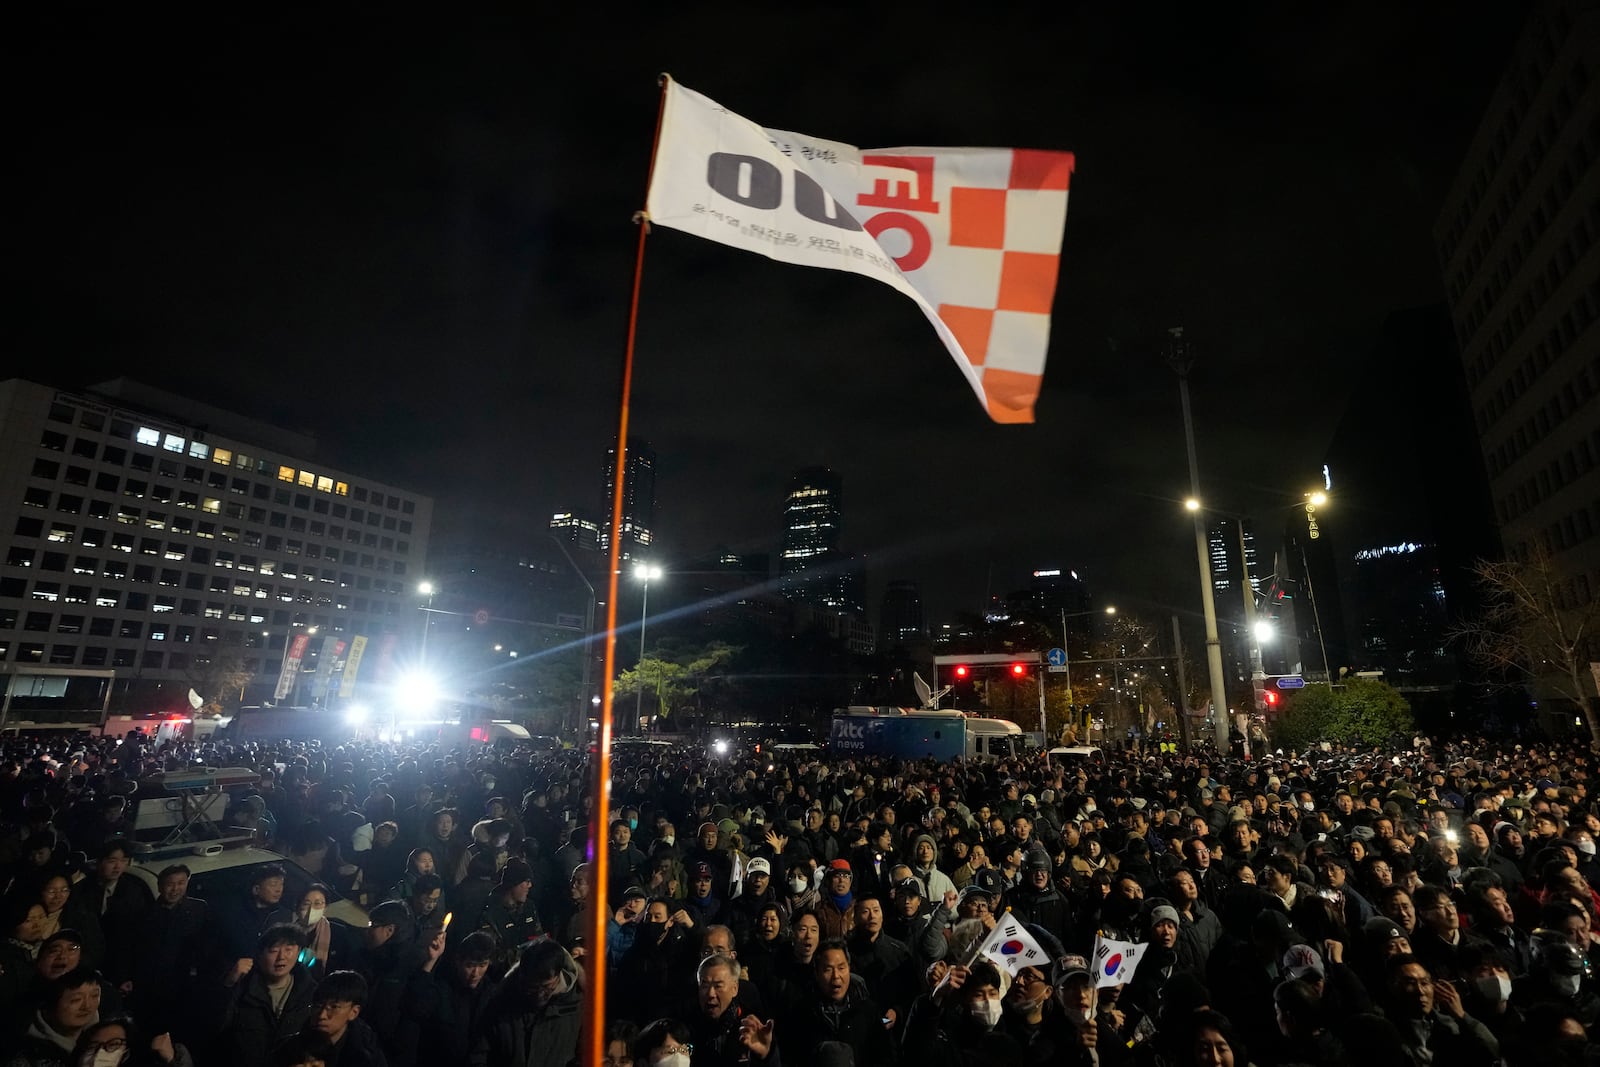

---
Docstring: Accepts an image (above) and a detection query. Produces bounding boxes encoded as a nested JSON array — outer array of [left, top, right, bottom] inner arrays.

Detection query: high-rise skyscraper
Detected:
[[879, 580, 926, 646], [1435, 0, 1599, 604], [598, 438, 656, 561], [779, 466, 841, 591], [1207, 518, 1261, 614]]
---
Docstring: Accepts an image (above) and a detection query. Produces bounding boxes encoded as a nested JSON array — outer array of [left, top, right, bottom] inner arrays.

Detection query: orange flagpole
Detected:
[[584, 72, 671, 1067]]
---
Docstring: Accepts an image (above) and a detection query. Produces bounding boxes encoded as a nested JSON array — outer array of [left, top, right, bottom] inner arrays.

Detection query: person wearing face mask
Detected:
[[293, 885, 335, 978], [1456, 942, 1525, 1047], [66, 1016, 191, 1067], [903, 959, 1023, 1065], [1515, 929, 1600, 1028], [632, 1018, 694, 1067]]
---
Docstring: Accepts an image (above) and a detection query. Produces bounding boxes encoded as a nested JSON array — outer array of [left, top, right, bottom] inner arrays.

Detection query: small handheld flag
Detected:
[[978, 913, 1050, 975], [1092, 934, 1146, 989]]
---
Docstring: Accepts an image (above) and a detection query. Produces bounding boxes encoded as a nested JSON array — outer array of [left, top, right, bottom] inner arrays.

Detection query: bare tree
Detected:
[[1452, 547, 1600, 744]]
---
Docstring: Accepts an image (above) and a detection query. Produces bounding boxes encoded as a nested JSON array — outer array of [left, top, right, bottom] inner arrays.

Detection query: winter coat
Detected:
[[469, 945, 583, 1067]]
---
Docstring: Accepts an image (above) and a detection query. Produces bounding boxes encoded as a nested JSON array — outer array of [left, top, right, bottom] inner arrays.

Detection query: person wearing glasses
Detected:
[[65, 1016, 192, 1067], [633, 1019, 694, 1067]]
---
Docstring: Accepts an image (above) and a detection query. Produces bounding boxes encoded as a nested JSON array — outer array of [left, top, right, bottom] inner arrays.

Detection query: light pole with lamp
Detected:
[[1168, 329, 1232, 754], [416, 581, 437, 665], [1059, 605, 1115, 744], [632, 563, 662, 735]]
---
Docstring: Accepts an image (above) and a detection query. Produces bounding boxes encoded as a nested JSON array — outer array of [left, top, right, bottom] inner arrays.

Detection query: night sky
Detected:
[[12, 5, 1528, 626]]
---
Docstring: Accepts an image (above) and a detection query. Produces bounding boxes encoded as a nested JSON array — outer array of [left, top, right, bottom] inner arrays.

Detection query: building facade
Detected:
[[0, 379, 432, 712], [1435, 0, 1600, 606], [598, 438, 656, 561]]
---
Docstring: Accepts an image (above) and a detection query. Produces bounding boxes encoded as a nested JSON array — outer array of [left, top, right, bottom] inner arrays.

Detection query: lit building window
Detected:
[[136, 427, 160, 447], [202, 498, 221, 514], [334, 481, 349, 496], [188, 441, 210, 459], [316, 476, 334, 493], [212, 448, 233, 466], [163, 434, 185, 453], [278, 466, 295, 483], [297, 470, 315, 488]]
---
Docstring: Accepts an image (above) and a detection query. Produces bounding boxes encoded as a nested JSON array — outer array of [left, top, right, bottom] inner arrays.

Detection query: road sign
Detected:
[[1046, 647, 1067, 666], [1275, 676, 1305, 689], [472, 608, 491, 626]]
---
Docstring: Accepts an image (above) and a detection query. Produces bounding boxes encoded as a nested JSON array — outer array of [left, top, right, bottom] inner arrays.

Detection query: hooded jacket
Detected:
[[470, 942, 583, 1067]]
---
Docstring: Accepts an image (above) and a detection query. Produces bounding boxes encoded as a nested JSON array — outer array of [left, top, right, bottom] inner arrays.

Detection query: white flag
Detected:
[[1092, 934, 1146, 989], [978, 913, 1050, 975], [646, 78, 1074, 424], [728, 852, 745, 899]]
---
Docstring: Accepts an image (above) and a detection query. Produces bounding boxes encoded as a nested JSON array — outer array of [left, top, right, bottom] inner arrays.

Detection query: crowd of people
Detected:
[[1, 727, 1599, 1067]]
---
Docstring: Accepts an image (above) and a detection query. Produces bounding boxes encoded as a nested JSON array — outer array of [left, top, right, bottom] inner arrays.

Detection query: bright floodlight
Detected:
[[1105, 606, 1117, 615], [634, 563, 663, 581], [398, 669, 442, 712], [713, 739, 729, 755], [1308, 491, 1327, 507], [345, 703, 370, 725], [1254, 620, 1276, 643], [417, 581, 435, 596], [1185, 498, 1201, 511]]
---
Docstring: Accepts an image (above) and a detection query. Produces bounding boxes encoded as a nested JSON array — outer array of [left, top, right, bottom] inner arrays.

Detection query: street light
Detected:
[[416, 581, 436, 666], [1059, 605, 1116, 743], [632, 563, 663, 734]]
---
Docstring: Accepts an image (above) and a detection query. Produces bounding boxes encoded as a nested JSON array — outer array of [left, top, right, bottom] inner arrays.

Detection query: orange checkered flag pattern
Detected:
[[645, 77, 1074, 424]]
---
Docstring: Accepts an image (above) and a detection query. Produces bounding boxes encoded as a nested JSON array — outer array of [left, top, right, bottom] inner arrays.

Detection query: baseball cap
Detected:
[[691, 862, 714, 880], [894, 877, 923, 897], [747, 857, 771, 875], [622, 885, 648, 901], [959, 883, 994, 904], [1024, 850, 1052, 872], [1282, 943, 1325, 981], [1021, 793, 1038, 806], [1056, 954, 1091, 983], [973, 868, 1006, 896], [828, 858, 852, 875], [41, 928, 82, 950]]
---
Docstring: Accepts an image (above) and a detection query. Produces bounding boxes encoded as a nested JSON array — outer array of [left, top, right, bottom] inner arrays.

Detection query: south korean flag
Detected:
[[978, 914, 1049, 976]]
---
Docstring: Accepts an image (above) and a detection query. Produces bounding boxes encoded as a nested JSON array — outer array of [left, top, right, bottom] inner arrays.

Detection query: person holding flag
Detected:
[[903, 957, 1025, 1066]]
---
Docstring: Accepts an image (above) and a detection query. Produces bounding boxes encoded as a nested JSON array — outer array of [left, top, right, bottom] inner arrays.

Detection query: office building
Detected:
[[598, 438, 656, 561], [549, 511, 601, 553], [878, 580, 926, 646], [0, 378, 432, 712], [1435, 0, 1600, 606], [778, 466, 844, 598]]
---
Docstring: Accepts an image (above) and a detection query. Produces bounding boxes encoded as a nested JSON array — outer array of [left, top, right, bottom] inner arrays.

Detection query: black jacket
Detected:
[[469, 981, 583, 1067], [216, 964, 319, 1067]]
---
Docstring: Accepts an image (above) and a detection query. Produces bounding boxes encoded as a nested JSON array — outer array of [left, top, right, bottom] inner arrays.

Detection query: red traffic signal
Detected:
[[1010, 663, 1027, 677], [954, 665, 969, 678], [1264, 690, 1279, 707]]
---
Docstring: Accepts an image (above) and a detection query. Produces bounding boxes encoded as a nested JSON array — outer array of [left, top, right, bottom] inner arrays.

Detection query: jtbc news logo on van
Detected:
[[830, 719, 866, 750]]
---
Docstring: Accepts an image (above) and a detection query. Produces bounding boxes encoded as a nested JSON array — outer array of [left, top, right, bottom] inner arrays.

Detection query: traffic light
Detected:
[[954, 665, 970, 678], [1264, 689, 1279, 711], [1010, 663, 1027, 677]]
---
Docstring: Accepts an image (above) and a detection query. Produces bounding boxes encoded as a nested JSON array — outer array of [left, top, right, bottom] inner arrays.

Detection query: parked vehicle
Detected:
[[828, 706, 1023, 761]]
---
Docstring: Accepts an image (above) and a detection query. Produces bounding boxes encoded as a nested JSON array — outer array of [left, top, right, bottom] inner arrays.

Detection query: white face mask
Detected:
[[1553, 973, 1583, 997], [1302, 802, 1316, 812], [305, 906, 326, 925], [1474, 974, 1513, 1003], [789, 877, 810, 894], [653, 1053, 691, 1067], [970, 998, 1003, 1029], [89, 1050, 125, 1067]]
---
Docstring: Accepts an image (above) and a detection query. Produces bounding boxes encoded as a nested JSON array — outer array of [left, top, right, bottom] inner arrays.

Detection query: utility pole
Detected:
[[1168, 327, 1233, 755]]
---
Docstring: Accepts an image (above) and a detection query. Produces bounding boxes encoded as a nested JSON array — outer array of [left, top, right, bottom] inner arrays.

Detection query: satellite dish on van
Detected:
[[188, 688, 205, 710]]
